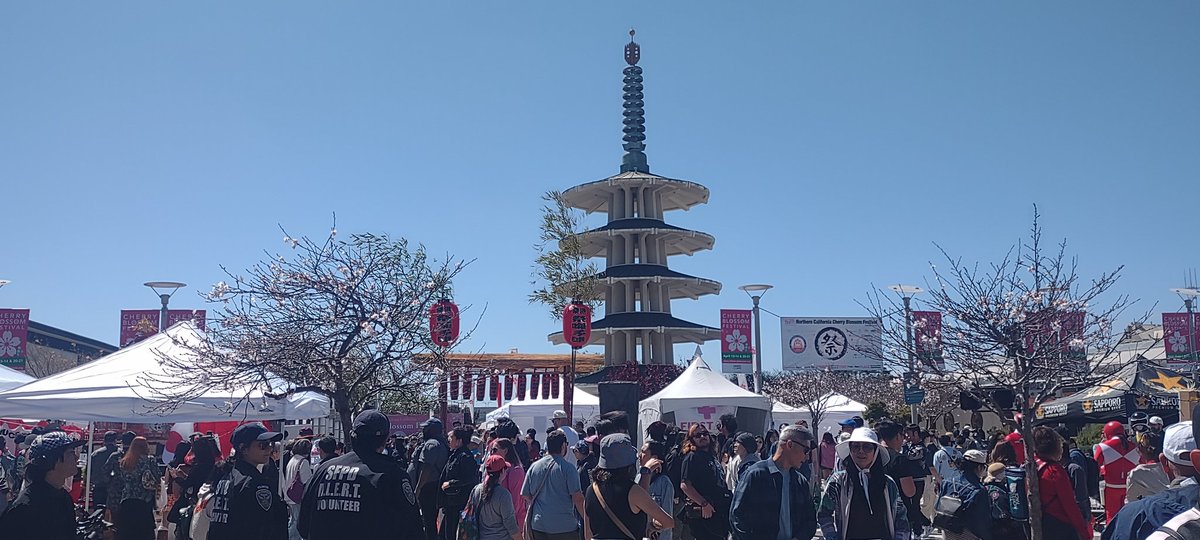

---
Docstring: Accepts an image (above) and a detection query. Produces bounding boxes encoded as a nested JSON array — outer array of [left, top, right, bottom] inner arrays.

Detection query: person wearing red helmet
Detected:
[[1095, 420, 1139, 522]]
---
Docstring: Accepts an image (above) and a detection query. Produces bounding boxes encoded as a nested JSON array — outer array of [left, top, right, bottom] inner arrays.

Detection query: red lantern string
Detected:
[[476, 374, 486, 401], [449, 372, 459, 400], [489, 374, 499, 401], [541, 372, 551, 400], [515, 372, 526, 401], [549, 373, 560, 399], [504, 372, 515, 401]]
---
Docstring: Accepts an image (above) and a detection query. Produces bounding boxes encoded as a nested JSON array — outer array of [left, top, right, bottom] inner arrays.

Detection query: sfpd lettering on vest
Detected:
[[316, 464, 364, 513]]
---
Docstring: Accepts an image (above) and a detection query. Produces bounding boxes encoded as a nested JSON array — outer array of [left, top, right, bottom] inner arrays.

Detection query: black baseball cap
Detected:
[[102, 431, 118, 443], [354, 410, 390, 437], [231, 423, 283, 447], [120, 431, 137, 445]]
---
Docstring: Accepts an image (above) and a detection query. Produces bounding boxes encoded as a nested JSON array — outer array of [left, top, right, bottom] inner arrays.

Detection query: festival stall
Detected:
[[485, 384, 601, 435], [0, 364, 34, 392], [638, 349, 773, 439], [771, 393, 866, 437], [0, 321, 330, 422], [1034, 360, 1193, 425]]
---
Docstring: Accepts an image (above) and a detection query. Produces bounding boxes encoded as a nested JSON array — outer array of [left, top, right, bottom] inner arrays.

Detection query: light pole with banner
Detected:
[[144, 281, 186, 331], [890, 284, 925, 424], [738, 284, 773, 394], [1171, 287, 1200, 382], [562, 301, 592, 423]]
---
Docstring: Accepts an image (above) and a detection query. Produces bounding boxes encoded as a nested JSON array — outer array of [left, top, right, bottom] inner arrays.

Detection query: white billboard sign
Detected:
[[781, 317, 883, 371]]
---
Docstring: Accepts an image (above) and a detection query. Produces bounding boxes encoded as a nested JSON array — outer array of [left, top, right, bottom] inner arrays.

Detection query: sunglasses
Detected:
[[694, 432, 710, 438], [849, 442, 876, 453], [783, 439, 811, 451], [255, 441, 274, 450]]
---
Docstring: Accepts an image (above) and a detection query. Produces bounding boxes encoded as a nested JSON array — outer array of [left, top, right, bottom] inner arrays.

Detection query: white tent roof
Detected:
[[641, 351, 773, 412], [0, 322, 329, 422], [0, 364, 34, 392], [822, 393, 868, 413]]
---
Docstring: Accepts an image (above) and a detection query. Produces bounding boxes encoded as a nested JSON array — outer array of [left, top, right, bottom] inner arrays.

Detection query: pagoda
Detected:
[[549, 30, 721, 366]]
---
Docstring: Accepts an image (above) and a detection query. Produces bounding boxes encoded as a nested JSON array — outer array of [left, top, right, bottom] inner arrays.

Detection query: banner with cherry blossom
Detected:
[[0, 309, 30, 369], [720, 309, 753, 374], [1162, 312, 1197, 363], [121, 309, 207, 347], [912, 311, 944, 369]]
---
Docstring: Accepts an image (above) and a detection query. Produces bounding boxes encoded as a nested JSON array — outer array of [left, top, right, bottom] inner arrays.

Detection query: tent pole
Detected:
[[84, 421, 94, 511]]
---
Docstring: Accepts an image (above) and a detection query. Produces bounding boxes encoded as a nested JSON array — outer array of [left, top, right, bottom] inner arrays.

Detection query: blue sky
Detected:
[[2, 2, 1197, 373]]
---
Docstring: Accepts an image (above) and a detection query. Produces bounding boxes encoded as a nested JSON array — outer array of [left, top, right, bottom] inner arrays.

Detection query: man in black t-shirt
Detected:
[[877, 421, 923, 540], [0, 432, 86, 540]]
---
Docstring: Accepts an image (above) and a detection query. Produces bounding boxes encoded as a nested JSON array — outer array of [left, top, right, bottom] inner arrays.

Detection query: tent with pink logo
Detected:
[[637, 348, 772, 440]]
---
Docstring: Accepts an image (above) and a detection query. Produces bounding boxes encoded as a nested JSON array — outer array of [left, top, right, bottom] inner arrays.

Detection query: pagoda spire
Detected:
[[620, 29, 649, 173]]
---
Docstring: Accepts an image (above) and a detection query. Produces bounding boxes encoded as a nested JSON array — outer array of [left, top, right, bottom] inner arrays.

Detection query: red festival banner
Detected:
[[912, 311, 944, 369], [1163, 312, 1196, 363], [121, 309, 208, 347], [0, 309, 30, 369], [720, 309, 753, 374], [1023, 310, 1088, 370]]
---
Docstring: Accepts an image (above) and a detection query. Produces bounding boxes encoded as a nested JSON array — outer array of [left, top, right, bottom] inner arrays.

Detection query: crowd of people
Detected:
[[1, 408, 1199, 539]]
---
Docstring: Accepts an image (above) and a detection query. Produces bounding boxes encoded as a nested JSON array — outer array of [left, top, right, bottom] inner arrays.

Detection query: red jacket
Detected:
[[1037, 459, 1090, 540]]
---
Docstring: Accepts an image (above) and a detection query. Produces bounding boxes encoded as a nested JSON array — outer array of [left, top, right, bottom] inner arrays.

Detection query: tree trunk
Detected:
[[1021, 418, 1045, 540], [334, 391, 354, 443]]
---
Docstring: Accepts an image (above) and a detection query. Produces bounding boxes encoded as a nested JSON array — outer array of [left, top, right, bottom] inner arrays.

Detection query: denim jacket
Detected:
[[729, 459, 816, 540], [937, 469, 991, 540], [817, 462, 910, 540]]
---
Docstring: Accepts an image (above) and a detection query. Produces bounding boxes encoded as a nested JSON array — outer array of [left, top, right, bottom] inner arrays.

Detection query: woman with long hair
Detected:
[[490, 438, 527, 533], [679, 424, 729, 540], [284, 438, 314, 540], [467, 454, 521, 540], [1032, 427, 1089, 540], [111, 436, 161, 540], [161, 441, 192, 536], [818, 432, 837, 480], [759, 430, 779, 460]]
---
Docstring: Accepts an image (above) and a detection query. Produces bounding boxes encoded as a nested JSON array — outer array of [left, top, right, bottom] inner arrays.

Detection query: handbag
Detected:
[[932, 491, 966, 533], [286, 465, 307, 504], [457, 493, 483, 540], [591, 483, 640, 540]]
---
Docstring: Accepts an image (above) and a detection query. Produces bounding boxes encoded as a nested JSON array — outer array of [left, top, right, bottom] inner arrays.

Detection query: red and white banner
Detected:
[[720, 309, 753, 374], [0, 308, 30, 369], [912, 311, 944, 369], [1163, 312, 1196, 363]]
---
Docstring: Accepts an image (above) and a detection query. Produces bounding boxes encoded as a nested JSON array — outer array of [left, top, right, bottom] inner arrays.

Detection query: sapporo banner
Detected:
[[121, 309, 208, 347], [780, 317, 883, 371], [1163, 312, 1197, 363], [912, 311, 944, 369], [720, 309, 753, 374], [0, 308, 31, 369]]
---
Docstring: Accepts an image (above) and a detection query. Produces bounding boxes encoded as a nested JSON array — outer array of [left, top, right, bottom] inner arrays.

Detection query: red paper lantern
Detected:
[[476, 374, 486, 401], [489, 374, 500, 401], [430, 299, 460, 348], [449, 372, 460, 400], [504, 372, 515, 401], [549, 373, 559, 399], [562, 303, 592, 349], [515, 372, 526, 401], [541, 372, 552, 399]]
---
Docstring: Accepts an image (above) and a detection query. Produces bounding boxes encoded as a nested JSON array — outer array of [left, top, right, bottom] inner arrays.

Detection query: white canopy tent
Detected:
[[639, 348, 773, 438], [772, 393, 866, 437], [485, 385, 601, 436], [0, 364, 34, 392], [0, 322, 330, 422]]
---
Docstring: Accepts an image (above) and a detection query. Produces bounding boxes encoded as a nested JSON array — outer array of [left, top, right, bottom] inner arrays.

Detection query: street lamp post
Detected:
[[1171, 287, 1200, 382], [144, 281, 187, 331], [890, 284, 925, 425], [738, 284, 773, 394]]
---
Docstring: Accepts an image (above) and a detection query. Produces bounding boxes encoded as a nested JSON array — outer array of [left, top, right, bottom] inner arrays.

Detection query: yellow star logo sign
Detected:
[[1146, 371, 1188, 392], [1087, 378, 1127, 397]]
